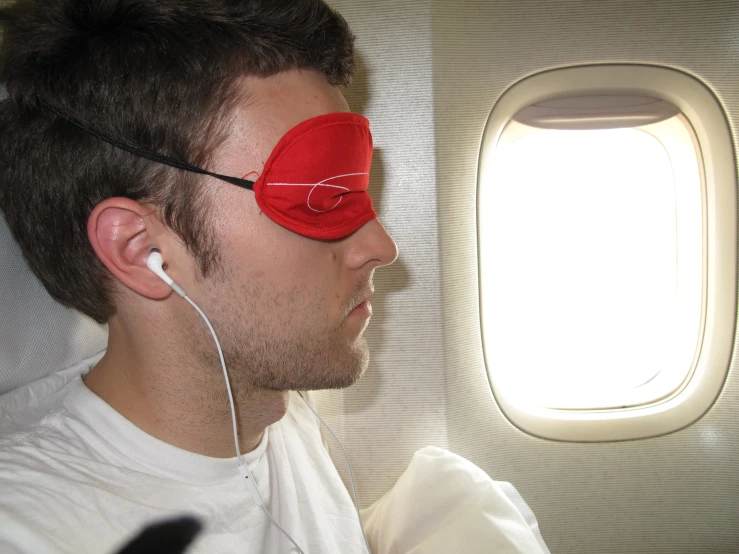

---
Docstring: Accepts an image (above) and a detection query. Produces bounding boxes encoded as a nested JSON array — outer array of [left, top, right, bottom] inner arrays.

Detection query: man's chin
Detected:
[[260, 368, 366, 392], [226, 336, 370, 392], [294, 357, 369, 391], [312, 363, 368, 391], [267, 348, 369, 392]]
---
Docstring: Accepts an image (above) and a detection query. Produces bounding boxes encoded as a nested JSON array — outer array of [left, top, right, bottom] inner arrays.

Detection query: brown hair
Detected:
[[0, 0, 355, 322]]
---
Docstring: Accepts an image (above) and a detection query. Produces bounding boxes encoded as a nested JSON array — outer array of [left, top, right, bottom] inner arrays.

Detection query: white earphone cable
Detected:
[[297, 392, 372, 554], [183, 295, 307, 554], [182, 297, 241, 461]]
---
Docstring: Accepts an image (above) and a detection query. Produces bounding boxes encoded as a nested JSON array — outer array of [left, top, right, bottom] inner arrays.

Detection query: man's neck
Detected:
[[83, 324, 289, 458]]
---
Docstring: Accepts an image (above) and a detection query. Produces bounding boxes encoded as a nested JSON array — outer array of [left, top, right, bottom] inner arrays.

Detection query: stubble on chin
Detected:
[[222, 331, 371, 393], [194, 275, 373, 394]]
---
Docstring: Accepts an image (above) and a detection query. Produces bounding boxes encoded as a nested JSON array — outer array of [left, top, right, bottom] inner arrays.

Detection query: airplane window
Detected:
[[477, 66, 736, 442], [479, 115, 702, 411]]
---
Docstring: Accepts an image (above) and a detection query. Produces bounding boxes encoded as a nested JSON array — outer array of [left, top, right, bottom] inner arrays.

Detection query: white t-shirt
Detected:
[[0, 356, 367, 554]]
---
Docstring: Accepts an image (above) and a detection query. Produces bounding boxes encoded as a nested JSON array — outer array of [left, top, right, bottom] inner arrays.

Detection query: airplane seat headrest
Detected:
[[0, 214, 108, 396]]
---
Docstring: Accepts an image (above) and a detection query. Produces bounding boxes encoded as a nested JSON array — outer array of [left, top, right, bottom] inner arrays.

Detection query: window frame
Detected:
[[478, 65, 737, 442]]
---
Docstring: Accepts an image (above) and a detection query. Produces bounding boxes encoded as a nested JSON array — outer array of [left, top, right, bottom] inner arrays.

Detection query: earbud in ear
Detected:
[[146, 249, 187, 298], [146, 249, 165, 273]]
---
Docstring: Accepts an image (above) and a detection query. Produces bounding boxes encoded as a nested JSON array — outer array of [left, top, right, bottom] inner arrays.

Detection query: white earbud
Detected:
[[146, 249, 187, 298]]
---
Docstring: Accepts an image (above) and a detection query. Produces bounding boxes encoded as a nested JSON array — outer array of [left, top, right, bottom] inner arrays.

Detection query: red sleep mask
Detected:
[[46, 107, 377, 240], [250, 112, 377, 240]]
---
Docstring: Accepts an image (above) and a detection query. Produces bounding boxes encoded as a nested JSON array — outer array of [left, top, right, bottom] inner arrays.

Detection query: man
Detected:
[[0, 0, 397, 552]]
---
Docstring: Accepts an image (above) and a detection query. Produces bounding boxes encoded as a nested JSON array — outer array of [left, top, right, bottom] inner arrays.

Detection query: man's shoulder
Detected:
[[0, 361, 96, 486], [0, 363, 83, 440], [0, 365, 149, 554], [0, 385, 87, 554]]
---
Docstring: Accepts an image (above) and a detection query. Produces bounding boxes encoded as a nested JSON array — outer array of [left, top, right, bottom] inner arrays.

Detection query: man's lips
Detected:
[[348, 299, 373, 317], [347, 291, 374, 318]]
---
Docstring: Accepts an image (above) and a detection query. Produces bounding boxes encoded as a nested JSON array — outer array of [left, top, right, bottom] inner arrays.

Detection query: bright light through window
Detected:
[[479, 116, 703, 410]]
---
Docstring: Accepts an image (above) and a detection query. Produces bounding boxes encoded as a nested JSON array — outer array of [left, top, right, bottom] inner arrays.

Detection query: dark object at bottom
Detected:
[[116, 516, 203, 554]]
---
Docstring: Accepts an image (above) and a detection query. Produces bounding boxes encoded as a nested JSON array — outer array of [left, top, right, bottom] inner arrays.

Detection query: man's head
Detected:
[[0, 0, 397, 391]]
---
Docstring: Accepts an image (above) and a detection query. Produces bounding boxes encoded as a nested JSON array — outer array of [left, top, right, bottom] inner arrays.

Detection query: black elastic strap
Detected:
[[42, 102, 255, 190]]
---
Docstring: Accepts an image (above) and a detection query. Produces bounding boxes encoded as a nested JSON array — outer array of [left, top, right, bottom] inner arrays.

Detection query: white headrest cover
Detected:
[[0, 215, 108, 395]]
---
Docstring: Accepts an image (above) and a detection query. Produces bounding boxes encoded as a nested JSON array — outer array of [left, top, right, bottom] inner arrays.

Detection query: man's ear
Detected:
[[88, 198, 175, 299]]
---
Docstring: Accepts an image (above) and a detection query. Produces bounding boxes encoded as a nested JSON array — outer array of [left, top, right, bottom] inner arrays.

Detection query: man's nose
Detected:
[[345, 218, 398, 271]]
